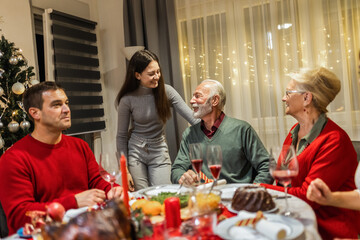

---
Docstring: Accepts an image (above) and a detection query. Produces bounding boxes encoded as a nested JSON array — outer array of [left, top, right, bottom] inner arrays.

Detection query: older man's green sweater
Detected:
[[171, 115, 273, 184]]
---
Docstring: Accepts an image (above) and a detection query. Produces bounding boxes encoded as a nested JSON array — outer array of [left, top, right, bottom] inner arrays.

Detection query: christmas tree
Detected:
[[0, 35, 38, 155]]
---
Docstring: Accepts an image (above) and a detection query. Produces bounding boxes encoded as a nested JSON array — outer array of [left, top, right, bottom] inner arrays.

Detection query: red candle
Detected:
[[120, 154, 130, 215], [164, 197, 181, 229]]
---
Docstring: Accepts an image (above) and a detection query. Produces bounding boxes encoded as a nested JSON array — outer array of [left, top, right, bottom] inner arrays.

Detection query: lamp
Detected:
[[122, 46, 145, 61]]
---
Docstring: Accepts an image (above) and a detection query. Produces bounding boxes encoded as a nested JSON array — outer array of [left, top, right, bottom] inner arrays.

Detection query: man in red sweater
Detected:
[[0, 82, 123, 235]]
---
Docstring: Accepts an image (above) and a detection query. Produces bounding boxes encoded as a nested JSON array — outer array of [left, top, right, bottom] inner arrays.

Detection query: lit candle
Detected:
[[120, 154, 130, 215]]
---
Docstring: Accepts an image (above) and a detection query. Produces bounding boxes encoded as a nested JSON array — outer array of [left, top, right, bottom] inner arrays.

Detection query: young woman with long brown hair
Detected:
[[116, 50, 198, 191]]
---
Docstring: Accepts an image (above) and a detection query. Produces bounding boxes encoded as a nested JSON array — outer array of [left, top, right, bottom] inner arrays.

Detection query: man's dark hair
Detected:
[[22, 81, 64, 121]]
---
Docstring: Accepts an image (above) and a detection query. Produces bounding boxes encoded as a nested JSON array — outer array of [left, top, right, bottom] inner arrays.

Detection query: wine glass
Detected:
[[99, 152, 121, 195], [206, 145, 223, 181], [189, 143, 203, 185], [269, 144, 299, 217]]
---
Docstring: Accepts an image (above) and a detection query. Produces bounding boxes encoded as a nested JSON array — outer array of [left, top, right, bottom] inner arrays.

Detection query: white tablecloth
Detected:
[[274, 189, 320, 239], [215, 183, 321, 240]]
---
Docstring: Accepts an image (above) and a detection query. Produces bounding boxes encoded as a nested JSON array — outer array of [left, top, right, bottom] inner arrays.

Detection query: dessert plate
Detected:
[[218, 184, 278, 214], [217, 184, 281, 200], [214, 213, 304, 240], [227, 205, 278, 214]]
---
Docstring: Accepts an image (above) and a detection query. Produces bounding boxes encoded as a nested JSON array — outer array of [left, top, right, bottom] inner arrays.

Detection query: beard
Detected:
[[192, 98, 213, 119]]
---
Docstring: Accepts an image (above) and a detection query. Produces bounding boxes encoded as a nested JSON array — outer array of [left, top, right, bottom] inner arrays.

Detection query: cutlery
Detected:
[[175, 184, 183, 195], [196, 179, 227, 191], [208, 180, 217, 194], [273, 195, 292, 199]]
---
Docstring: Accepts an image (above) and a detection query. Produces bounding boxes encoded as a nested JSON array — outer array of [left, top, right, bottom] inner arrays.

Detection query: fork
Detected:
[[208, 180, 217, 195], [176, 183, 183, 195]]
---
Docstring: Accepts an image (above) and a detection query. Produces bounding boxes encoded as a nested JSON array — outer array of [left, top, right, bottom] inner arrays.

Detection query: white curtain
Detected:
[[175, 0, 360, 147]]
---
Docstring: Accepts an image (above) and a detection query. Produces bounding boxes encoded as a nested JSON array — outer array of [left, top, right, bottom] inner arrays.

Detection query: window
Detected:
[[176, 0, 360, 145]]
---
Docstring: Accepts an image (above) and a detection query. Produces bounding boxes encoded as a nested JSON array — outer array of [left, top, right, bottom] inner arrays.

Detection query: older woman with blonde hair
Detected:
[[263, 67, 359, 239]]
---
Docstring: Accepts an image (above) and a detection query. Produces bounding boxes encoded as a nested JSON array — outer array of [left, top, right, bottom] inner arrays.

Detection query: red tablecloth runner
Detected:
[[259, 183, 285, 192], [139, 205, 236, 240]]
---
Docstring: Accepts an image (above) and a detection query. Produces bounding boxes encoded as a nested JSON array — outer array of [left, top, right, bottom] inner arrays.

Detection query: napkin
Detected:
[[63, 206, 90, 223], [196, 179, 227, 191], [237, 211, 286, 240], [256, 219, 286, 240]]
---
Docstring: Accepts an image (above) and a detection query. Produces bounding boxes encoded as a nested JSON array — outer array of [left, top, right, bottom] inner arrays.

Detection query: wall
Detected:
[[0, 0, 37, 75], [0, 0, 127, 161], [92, 0, 126, 158], [32, 0, 91, 19]]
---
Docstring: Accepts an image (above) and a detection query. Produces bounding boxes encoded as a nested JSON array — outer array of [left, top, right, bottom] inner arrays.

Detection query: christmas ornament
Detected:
[[0, 86, 4, 96], [0, 136, 4, 149], [0, 68, 4, 78], [8, 120, 19, 132], [30, 79, 40, 86], [9, 55, 19, 65], [20, 120, 31, 130], [0, 120, 3, 128], [0, 51, 3, 58], [17, 55, 24, 62], [17, 101, 25, 110], [12, 82, 25, 95]]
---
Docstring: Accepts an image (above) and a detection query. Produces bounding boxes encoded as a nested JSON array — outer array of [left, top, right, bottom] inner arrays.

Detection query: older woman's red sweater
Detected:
[[263, 119, 360, 239]]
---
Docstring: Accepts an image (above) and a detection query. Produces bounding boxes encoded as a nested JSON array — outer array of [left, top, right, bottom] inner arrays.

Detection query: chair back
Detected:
[[0, 201, 8, 237], [352, 141, 360, 162]]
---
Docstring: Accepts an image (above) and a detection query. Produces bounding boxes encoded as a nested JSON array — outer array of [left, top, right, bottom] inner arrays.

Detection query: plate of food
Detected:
[[137, 184, 192, 196], [214, 213, 304, 240], [219, 185, 278, 214], [136, 185, 192, 206], [131, 185, 193, 221], [217, 184, 282, 200]]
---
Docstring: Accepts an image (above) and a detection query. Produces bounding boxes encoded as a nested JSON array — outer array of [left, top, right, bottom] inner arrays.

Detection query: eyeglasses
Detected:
[[285, 90, 306, 97]]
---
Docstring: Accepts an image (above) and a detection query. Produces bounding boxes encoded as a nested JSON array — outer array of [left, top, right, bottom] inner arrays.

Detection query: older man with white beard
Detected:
[[171, 79, 273, 185]]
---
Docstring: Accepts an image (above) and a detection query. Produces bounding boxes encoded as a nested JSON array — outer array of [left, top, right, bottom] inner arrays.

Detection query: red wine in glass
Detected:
[[209, 164, 221, 179], [206, 145, 223, 181], [189, 143, 203, 184], [192, 159, 203, 174]]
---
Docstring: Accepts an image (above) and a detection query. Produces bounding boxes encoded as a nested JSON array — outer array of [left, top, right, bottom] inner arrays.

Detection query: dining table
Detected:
[[4, 183, 322, 240], [134, 182, 322, 240]]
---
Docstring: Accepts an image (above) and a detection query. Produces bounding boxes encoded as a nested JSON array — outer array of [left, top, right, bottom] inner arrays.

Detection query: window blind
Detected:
[[43, 9, 105, 135]]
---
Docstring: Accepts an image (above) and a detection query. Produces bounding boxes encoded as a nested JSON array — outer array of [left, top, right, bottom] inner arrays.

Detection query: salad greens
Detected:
[[150, 192, 189, 208]]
